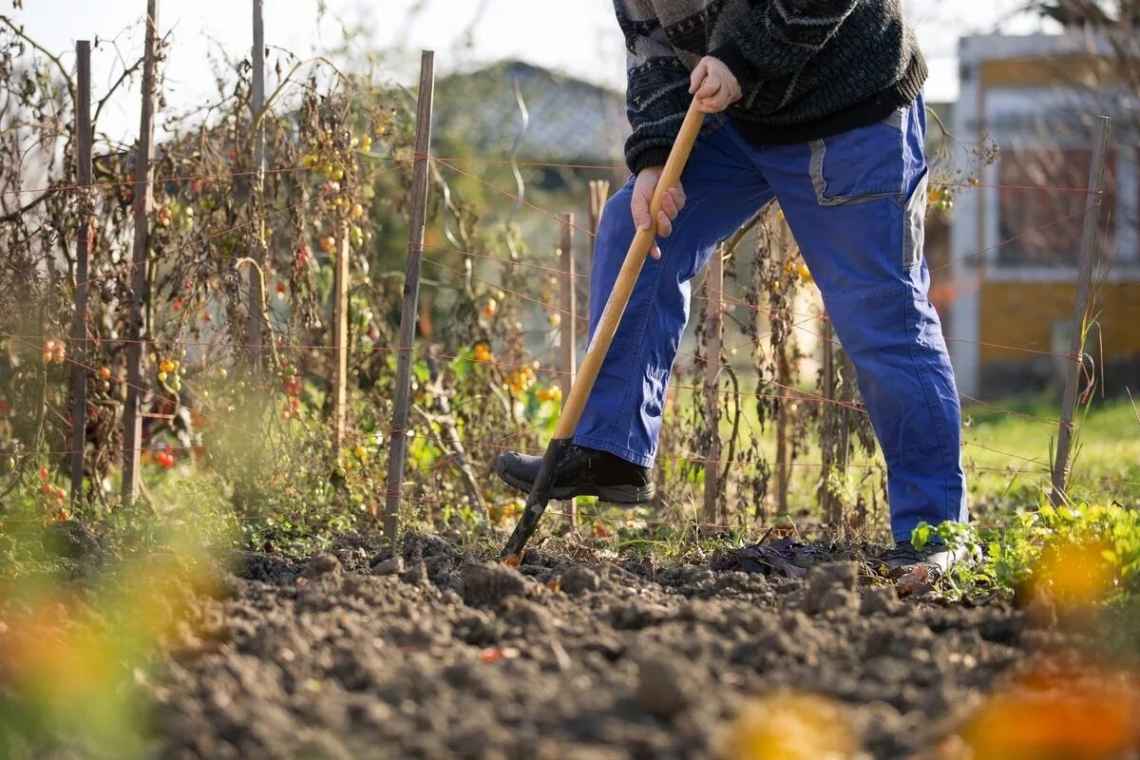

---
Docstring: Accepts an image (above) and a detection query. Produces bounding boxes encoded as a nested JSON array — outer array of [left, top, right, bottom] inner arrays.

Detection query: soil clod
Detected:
[[303, 553, 341, 578], [459, 560, 529, 607], [862, 585, 902, 615], [803, 561, 861, 613], [635, 653, 694, 719], [561, 565, 601, 595]]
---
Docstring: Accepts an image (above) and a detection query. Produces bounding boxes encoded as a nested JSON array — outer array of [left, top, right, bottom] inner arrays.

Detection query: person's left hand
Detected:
[[689, 56, 742, 114]]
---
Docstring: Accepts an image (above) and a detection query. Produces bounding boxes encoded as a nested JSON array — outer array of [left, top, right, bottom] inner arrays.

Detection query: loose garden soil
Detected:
[[140, 531, 1135, 760]]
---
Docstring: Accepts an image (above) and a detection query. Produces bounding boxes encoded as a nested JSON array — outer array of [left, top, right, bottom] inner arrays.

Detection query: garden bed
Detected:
[[146, 533, 1126, 759]]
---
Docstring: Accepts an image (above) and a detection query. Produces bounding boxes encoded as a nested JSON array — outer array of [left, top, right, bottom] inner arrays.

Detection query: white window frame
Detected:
[[982, 87, 1140, 282]]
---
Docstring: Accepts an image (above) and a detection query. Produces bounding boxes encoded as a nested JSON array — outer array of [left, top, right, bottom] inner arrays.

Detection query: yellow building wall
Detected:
[[967, 44, 1140, 383], [980, 56, 1122, 89], [979, 282, 1140, 365]]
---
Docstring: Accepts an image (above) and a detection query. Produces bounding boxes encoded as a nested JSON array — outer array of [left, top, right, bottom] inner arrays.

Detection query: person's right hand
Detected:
[[631, 166, 686, 260]]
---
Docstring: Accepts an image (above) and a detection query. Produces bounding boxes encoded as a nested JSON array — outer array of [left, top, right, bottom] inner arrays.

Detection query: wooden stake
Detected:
[[558, 212, 578, 527], [585, 179, 608, 339], [384, 50, 435, 541], [587, 180, 609, 238], [122, 0, 160, 504], [1051, 115, 1111, 506], [251, 1, 265, 172], [703, 246, 724, 526], [69, 40, 93, 502], [818, 312, 840, 528], [775, 360, 790, 516], [773, 214, 791, 518], [332, 222, 349, 456], [245, 0, 267, 368]]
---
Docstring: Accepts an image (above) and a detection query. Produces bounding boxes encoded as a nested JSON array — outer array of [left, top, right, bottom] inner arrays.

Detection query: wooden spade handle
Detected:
[[553, 102, 706, 440]]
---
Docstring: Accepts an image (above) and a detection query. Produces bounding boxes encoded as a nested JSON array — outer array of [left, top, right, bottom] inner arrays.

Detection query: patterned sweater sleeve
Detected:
[[615, 1, 694, 174], [710, 0, 861, 113]]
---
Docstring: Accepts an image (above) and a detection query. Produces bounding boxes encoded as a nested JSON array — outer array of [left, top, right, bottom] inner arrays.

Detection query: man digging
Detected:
[[495, 0, 968, 572]]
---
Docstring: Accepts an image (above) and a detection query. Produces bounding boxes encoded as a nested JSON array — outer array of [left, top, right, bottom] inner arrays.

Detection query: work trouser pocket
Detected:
[[809, 108, 906, 207]]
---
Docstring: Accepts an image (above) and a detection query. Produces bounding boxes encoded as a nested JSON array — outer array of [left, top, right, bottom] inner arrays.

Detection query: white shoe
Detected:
[[881, 540, 975, 576]]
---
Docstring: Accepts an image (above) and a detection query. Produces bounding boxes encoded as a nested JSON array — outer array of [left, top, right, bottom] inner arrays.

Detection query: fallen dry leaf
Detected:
[[479, 646, 520, 665], [895, 564, 931, 597]]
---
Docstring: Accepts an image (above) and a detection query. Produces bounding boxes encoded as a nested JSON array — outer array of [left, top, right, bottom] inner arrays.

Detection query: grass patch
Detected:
[[962, 394, 1140, 510]]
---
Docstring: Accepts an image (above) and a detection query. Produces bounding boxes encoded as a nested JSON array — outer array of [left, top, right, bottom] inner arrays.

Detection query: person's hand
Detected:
[[690, 56, 742, 114], [631, 166, 685, 260]]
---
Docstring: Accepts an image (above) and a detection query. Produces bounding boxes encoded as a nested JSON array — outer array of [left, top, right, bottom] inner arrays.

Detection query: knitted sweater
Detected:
[[615, 0, 927, 173]]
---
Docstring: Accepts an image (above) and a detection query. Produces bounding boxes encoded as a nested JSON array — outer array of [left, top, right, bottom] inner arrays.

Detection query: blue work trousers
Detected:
[[575, 97, 967, 540]]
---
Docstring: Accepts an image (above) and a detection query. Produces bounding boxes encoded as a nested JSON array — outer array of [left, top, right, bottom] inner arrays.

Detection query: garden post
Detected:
[[122, 0, 160, 503], [558, 212, 577, 527], [703, 246, 724, 525], [246, 0, 267, 368], [383, 50, 435, 541], [332, 223, 349, 457], [1051, 115, 1111, 506], [69, 40, 93, 501]]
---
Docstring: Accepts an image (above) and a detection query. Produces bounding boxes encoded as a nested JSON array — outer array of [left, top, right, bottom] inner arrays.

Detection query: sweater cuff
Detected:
[[628, 146, 671, 175], [708, 40, 758, 87]]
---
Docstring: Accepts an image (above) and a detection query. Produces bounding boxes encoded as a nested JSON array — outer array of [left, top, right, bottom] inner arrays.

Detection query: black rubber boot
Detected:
[[494, 445, 655, 505]]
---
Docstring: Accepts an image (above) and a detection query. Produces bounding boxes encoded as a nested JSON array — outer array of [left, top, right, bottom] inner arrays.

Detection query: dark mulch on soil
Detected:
[[142, 532, 1101, 760]]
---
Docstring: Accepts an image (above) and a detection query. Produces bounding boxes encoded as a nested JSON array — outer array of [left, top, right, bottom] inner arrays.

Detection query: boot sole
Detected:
[[496, 467, 655, 506]]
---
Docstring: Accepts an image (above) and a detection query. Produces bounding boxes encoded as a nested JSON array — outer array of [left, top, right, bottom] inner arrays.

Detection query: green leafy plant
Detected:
[[911, 502, 1140, 601]]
